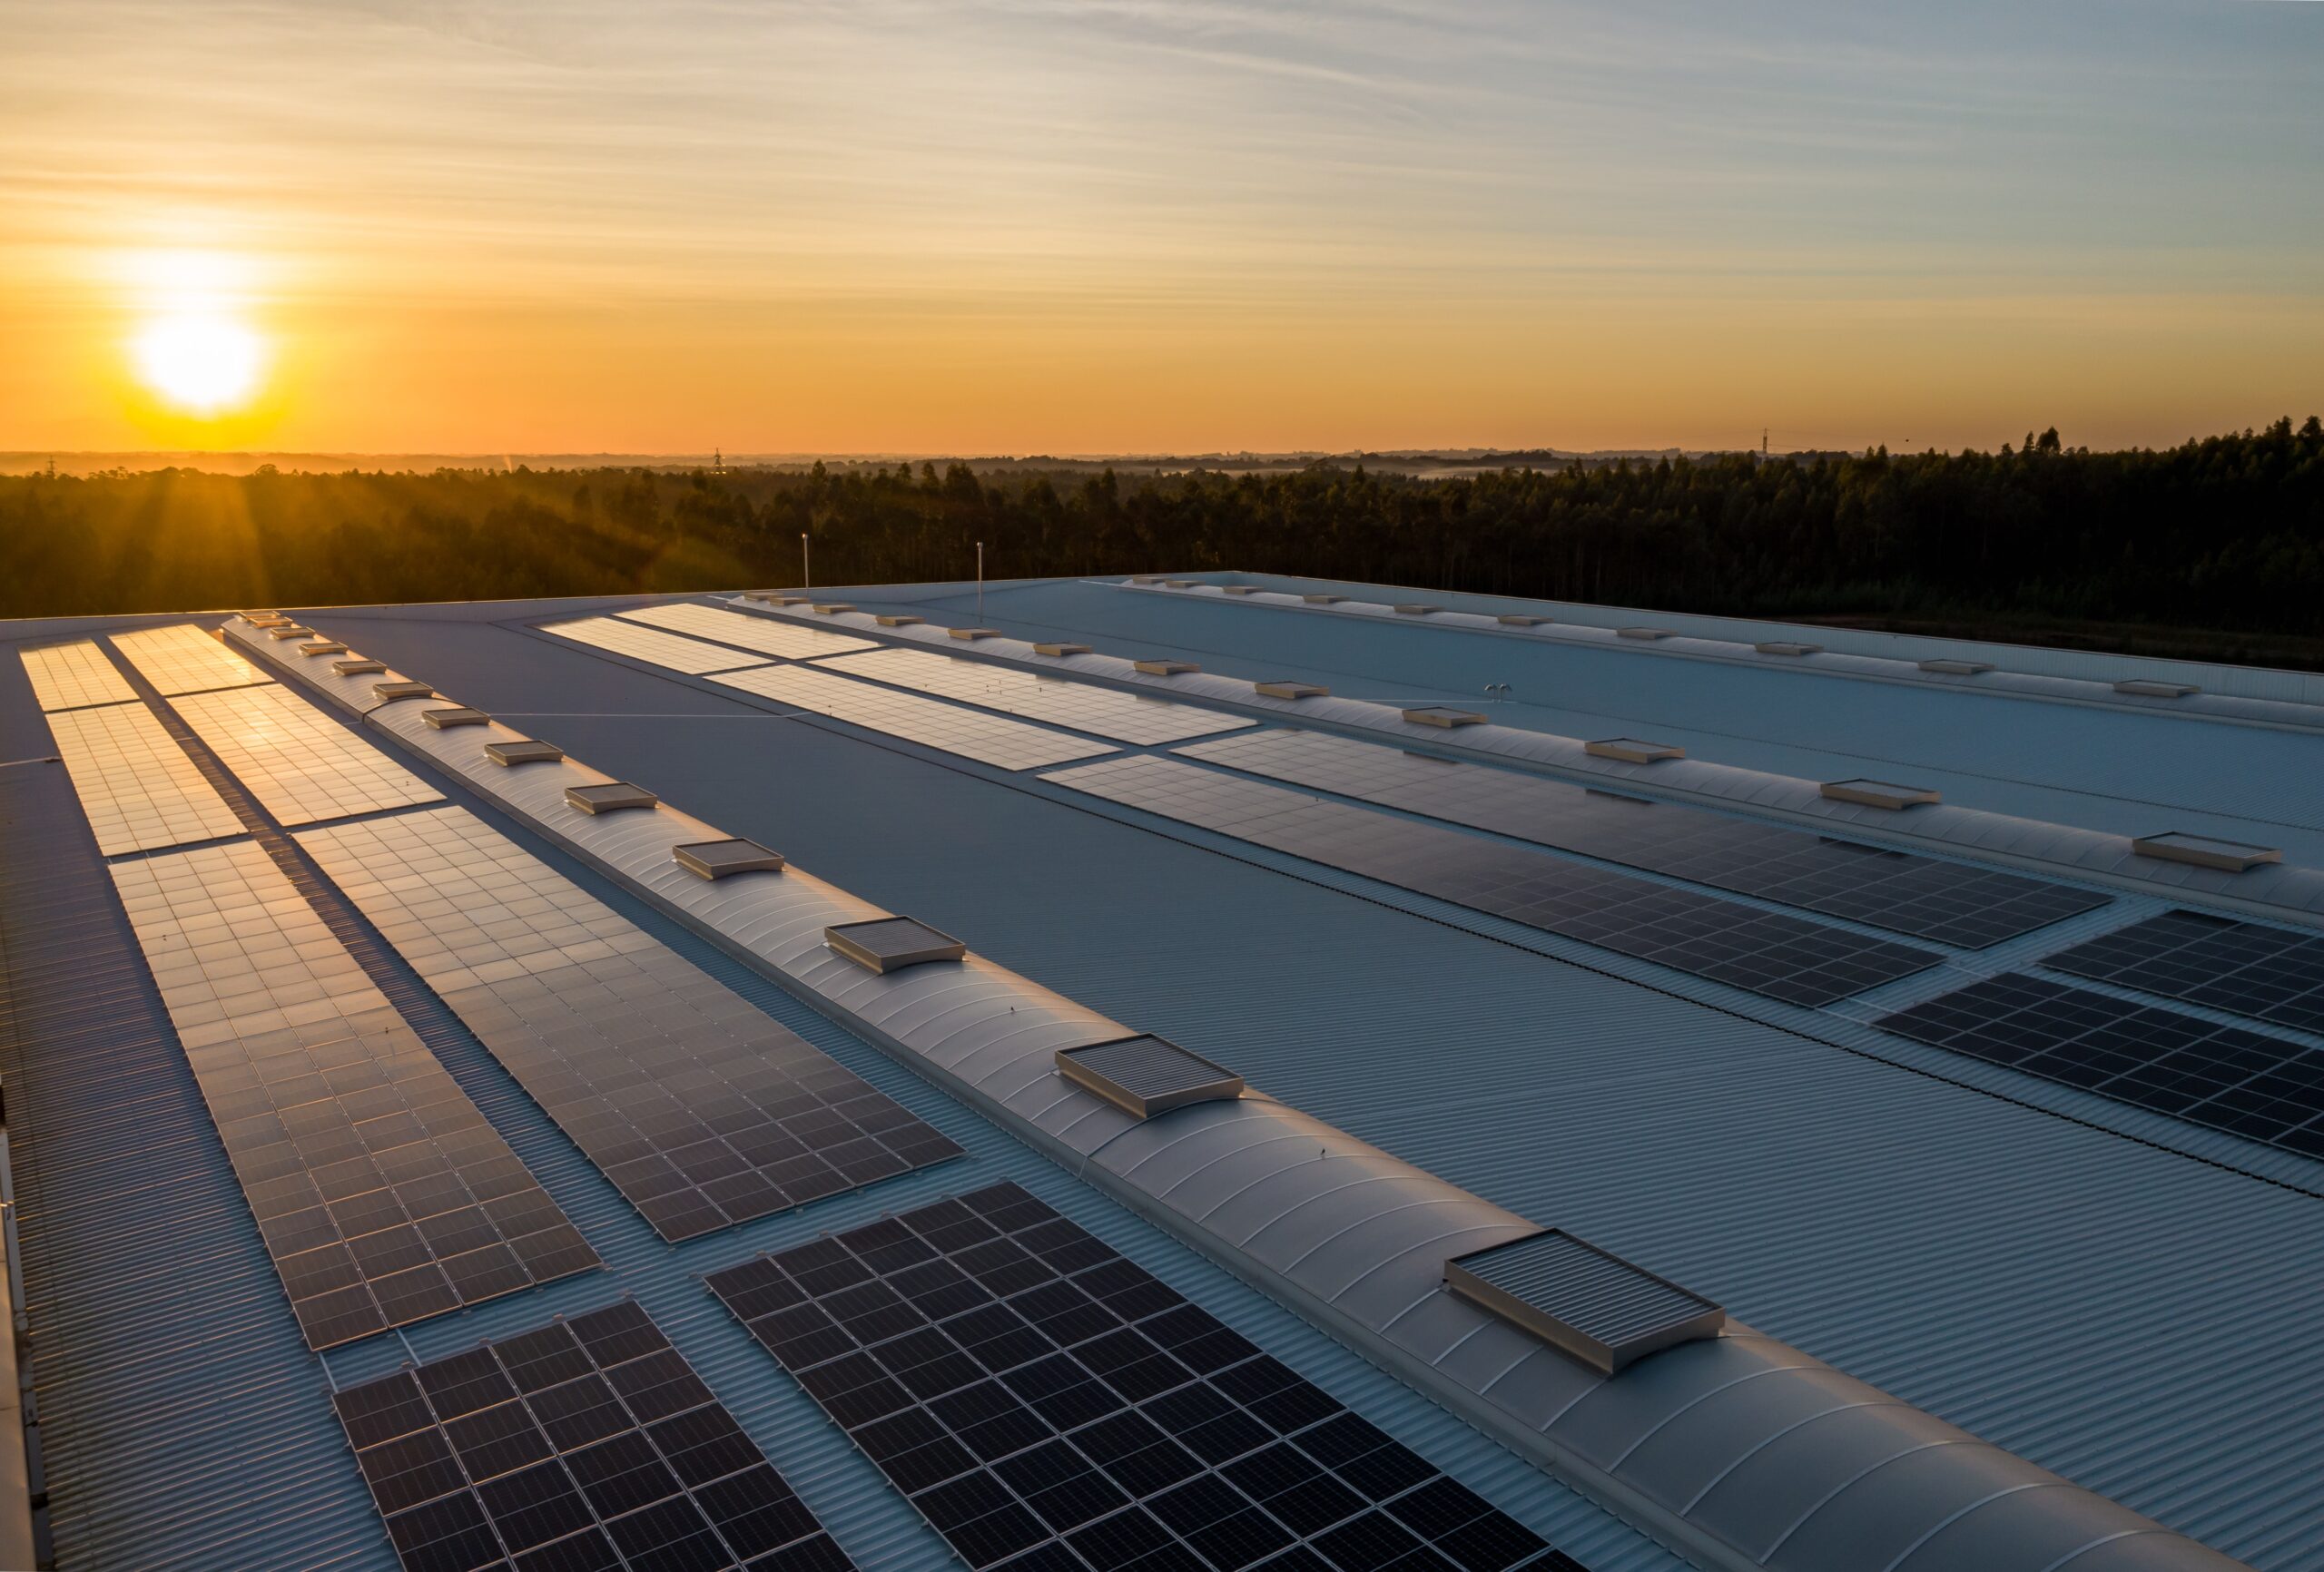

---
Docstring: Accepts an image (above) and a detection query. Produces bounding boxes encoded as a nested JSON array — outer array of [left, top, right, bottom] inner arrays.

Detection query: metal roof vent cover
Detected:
[[1497, 614, 1550, 626], [674, 838, 785, 879], [2132, 831, 2281, 873], [1393, 603, 1441, 615], [1034, 642, 1091, 657], [1445, 1229, 1724, 1375], [875, 614, 923, 627], [565, 781, 658, 814], [1254, 681, 1328, 700], [1918, 658, 1994, 675], [486, 739, 564, 766], [1403, 705, 1486, 729], [1057, 1035, 1244, 1119], [1586, 738, 1684, 764], [333, 658, 386, 676], [266, 624, 316, 640], [421, 706, 488, 730], [1755, 641, 1823, 656], [299, 640, 348, 656], [1133, 658, 1199, 676], [1617, 626, 1674, 640], [2115, 678, 2200, 699], [1302, 594, 1344, 604], [824, 917, 967, 973], [948, 627, 1000, 640], [1221, 585, 1264, 596], [1821, 778, 1942, 811], [370, 680, 434, 702]]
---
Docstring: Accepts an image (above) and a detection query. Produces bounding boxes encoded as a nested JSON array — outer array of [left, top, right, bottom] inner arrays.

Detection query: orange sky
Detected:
[[5, 2, 2320, 457]]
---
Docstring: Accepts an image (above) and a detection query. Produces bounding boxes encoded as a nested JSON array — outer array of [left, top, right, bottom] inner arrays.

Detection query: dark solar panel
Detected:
[[331, 1301, 855, 1572], [1177, 731, 2106, 949], [111, 841, 599, 1351], [1878, 972, 2324, 1158], [299, 809, 964, 1243], [1048, 757, 1938, 1008], [705, 1184, 1581, 1572], [2046, 909, 2324, 1036]]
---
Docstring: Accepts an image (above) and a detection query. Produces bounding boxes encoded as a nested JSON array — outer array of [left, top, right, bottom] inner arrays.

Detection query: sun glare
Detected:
[[117, 248, 271, 418], [133, 313, 265, 414]]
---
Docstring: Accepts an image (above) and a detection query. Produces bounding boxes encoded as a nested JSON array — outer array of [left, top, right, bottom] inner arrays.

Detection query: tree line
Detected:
[[4, 419, 2321, 656]]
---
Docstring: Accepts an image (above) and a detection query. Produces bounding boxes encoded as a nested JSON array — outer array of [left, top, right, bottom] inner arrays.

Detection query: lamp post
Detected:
[[801, 533, 810, 593], [976, 542, 984, 620]]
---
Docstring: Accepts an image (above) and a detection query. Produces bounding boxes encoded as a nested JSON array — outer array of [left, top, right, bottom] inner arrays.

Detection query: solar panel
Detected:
[[331, 1301, 855, 1572], [711, 664, 1117, 771], [704, 1183, 1572, 1572], [1048, 755, 1940, 1007], [2047, 910, 2324, 1037], [169, 683, 446, 826], [620, 601, 877, 660], [1878, 972, 2324, 1157], [109, 840, 597, 1349], [44, 701, 247, 855], [818, 646, 1253, 746], [1444, 1232, 1722, 1375], [19, 640, 139, 712], [295, 808, 964, 1242], [110, 623, 274, 696], [539, 615, 773, 674], [1178, 731, 2105, 949]]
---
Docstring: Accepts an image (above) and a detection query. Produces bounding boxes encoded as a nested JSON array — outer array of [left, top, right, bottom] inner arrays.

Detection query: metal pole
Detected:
[[801, 533, 811, 593], [976, 542, 984, 620]]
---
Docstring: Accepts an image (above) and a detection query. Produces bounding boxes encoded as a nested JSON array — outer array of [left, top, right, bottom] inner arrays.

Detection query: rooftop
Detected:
[[2, 570, 2316, 1572]]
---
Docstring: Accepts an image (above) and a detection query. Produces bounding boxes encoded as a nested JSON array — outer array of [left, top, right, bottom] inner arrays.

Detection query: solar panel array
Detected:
[[44, 700, 248, 855], [19, 639, 140, 712], [539, 616, 773, 675], [110, 622, 274, 695], [170, 683, 446, 825], [713, 665, 1117, 772], [706, 1183, 1574, 1572], [110, 840, 597, 1348], [819, 647, 1254, 746], [1178, 731, 2105, 948], [331, 1301, 854, 1572], [621, 601, 876, 660], [2047, 909, 2324, 1036], [1878, 972, 2324, 1157], [297, 808, 963, 1242], [1048, 756, 1938, 1007]]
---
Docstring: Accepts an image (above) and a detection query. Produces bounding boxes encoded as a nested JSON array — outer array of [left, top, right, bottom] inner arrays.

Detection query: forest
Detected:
[[4, 418, 2322, 666]]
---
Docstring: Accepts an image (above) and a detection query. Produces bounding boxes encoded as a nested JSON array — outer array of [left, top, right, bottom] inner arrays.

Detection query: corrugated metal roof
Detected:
[[264, 602, 2324, 1570], [0, 620, 1680, 1572]]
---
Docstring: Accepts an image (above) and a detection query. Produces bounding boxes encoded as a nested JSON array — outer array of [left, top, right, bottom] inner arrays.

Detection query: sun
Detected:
[[132, 311, 266, 414]]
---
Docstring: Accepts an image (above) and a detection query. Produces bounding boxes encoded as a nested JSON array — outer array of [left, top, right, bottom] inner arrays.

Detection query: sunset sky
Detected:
[[3, 0, 2319, 457]]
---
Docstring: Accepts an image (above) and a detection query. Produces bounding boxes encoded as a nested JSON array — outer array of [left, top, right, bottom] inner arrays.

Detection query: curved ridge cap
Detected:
[[255, 614, 2255, 1572]]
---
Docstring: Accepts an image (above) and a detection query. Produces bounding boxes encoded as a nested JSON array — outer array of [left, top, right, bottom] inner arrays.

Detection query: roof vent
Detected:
[[1617, 626, 1673, 641], [1917, 658, 1993, 675], [875, 614, 923, 627], [299, 640, 348, 656], [1393, 604, 1441, 615], [244, 614, 291, 628], [1034, 642, 1091, 657], [332, 658, 386, 676], [1254, 681, 1327, 700], [1403, 705, 1486, 728], [744, 591, 810, 605], [1221, 585, 1263, 596], [1134, 659, 1199, 675], [824, 916, 967, 973], [2114, 679, 2199, 699], [674, 838, 785, 879], [948, 627, 1000, 641], [1756, 641, 1823, 656], [266, 624, 315, 640], [565, 781, 658, 814], [1162, 580, 1198, 589], [422, 706, 488, 730], [1586, 738, 1684, 764], [237, 610, 281, 624], [811, 602, 857, 615], [1302, 594, 1344, 604], [1057, 1035, 1243, 1119], [1497, 614, 1550, 626], [486, 739, 564, 766], [370, 680, 435, 702], [1821, 778, 1940, 810], [1127, 575, 1166, 585], [2132, 831, 2281, 873], [1445, 1230, 1724, 1375]]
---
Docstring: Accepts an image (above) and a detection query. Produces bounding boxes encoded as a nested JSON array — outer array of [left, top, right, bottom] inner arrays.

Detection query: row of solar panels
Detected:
[[183, 618, 1609, 1571], [1121, 576, 2324, 732], [526, 596, 2324, 1166], [220, 607, 2248, 1572]]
